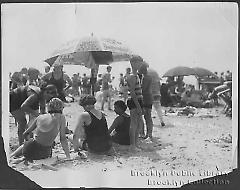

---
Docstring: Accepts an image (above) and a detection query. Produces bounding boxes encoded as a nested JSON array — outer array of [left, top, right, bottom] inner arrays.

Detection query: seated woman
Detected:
[[72, 95, 112, 154], [10, 83, 58, 146], [10, 98, 70, 162], [108, 100, 130, 145]]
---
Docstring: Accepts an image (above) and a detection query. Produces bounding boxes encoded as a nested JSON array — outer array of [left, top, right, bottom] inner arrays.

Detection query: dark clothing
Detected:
[[46, 72, 66, 101], [84, 111, 112, 153], [127, 98, 143, 110], [112, 115, 130, 145], [22, 139, 52, 161], [10, 86, 40, 112]]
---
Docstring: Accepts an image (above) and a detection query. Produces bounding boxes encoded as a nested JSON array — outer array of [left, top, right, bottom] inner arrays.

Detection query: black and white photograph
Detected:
[[1, 2, 238, 188]]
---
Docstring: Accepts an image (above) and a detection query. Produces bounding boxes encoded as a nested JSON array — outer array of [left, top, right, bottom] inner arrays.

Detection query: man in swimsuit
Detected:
[[41, 62, 72, 102], [72, 95, 112, 154], [101, 66, 114, 111], [126, 56, 144, 151]]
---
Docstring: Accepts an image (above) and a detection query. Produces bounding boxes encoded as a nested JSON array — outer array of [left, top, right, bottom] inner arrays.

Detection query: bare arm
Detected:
[[108, 116, 122, 134], [59, 116, 70, 158], [73, 113, 87, 152], [23, 117, 38, 139], [21, 93, 39, 117]]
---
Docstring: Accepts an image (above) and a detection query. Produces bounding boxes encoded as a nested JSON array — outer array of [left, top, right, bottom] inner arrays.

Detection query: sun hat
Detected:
[[48, 98, 64, 112], [79, 95, 96, 106]]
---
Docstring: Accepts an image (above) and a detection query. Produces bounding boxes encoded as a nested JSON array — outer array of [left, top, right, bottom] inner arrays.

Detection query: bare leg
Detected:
[[144, 108, 153, 138], [153, 101, 165, 125], [135, 111, 144, 148], [11, 110, 27, 146]]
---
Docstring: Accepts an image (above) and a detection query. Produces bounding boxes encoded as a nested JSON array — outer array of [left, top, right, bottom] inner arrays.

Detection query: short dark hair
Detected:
[[114, 100, 127, 111], [79, 95, 96, 106], [107, 66, 112, 70], [130, 55, 143, 63]]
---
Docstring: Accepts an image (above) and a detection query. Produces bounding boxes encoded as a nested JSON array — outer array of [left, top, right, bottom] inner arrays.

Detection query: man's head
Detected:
[[130, 56, 143, 72], [28, 67, 40, 80], [114, 100, 127, 115], [47, 98, 64, 113], [45, 65, 50, 73], [41, 83, 58, 102], [107, 66, 112, 73], [126, 67, 131, 74], [138, 61, 149, 75], [52, 62, 63, 72], [20, 67, 28, 75], [79, 95, 96, 111]]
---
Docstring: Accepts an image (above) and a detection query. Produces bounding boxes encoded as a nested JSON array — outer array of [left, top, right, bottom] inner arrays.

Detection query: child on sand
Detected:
[[108, 100, 131, 145], [10, 98, 70, 162]]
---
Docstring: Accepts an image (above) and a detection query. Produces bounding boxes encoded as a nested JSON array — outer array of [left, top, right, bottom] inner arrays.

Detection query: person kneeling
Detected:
[[108, 100, 130, 145], [72, 95, 112, 154], [10, 98, 70, 162]]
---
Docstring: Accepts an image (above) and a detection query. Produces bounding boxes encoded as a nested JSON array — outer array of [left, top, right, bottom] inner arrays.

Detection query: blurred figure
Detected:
[[225, 70, 232, 81], [71, 73, 80, 96], [101, 66, 114, 111], [81, 73, 91, 95], [41, 63, 72, 102], [121, 67, 131, 103], [220, 72, 225, 84]]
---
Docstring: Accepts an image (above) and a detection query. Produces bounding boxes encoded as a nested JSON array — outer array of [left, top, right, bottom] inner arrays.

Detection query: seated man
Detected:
[[108, 100, 130, 145], [10, 98, 70, 162], [72, 95, 112, 154]]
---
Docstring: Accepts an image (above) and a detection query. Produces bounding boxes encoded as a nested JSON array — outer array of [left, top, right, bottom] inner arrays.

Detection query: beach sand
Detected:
[[8, 96, 233, 187]]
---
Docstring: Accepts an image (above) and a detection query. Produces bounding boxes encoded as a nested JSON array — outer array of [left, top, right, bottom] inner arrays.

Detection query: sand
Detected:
[[8, 96, 233, 188]]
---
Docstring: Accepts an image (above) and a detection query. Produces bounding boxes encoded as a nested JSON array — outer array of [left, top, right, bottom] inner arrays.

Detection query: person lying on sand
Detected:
[[10, 98, 70, 162], [71, 95, 112, 154], [108, 100, 130, 145]]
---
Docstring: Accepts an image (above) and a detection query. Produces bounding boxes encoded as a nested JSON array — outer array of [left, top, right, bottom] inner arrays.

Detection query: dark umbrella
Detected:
[[192, 67, 217, 77], [162, 66, 196, 77]]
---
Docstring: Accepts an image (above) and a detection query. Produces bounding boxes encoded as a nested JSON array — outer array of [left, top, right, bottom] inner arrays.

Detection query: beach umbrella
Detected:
[[44, 35, 135, 95], [162, 66, 196, 77], [192, 67, 216, 77], [44, 35, 135, 68]]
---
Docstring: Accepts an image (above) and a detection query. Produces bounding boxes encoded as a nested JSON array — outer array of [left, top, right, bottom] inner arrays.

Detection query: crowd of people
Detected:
[[9, 57, 232, 163]]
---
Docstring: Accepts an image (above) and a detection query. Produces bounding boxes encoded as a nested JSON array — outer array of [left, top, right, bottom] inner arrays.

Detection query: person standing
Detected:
[[9, 84, 58, 146], [126, 56, 144, 151], [138, 63, 154, 139], [41, 63, 72, 102], [101, 66, 114, 111]]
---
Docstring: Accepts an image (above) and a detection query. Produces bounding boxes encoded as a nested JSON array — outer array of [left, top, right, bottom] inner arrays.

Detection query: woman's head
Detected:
[[47, 98, 64, 113], [114, 100, 127, 115], [52, 62, 63, 73], [79, 95, 96, 111]]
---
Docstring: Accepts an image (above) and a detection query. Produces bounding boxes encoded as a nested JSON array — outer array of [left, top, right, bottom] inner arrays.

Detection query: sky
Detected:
[[1, 2, 238, 86]]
